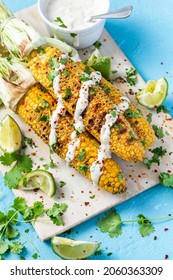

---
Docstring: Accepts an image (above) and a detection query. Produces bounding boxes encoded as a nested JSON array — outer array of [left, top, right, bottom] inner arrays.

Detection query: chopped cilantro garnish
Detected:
[[80, 75, 92, 82], [118, 173, 123, 180], [70, 32, 77, 38], [39, 115, 49, 122], [143, 146, 166, 169], [125, 108, 142, 118], [63, 69, 69, 77], [93, 41, 102, 49], [59, 181, 66, 188], [156, 105, 169, 114], [79, 164, 89, 173], [126, 67, 137, 86], [63, 88, 71, 100], [55, 17, 67, 28], [46, 203, 68, 226], [159, 172, 173, 187], [104, 86, 111, 93], [39, 85, 47, 93], [147, 113, 153, 124], [129, 131, 138, 141], [84, 66, 92, 75], [47, 70, 59, 81], [37, 47, 45, 55], [78, 149, 86, 161], [137, 214, 155, 237], [60, 58, 68, 65], [152, 124, 164, 139], [49, 57, 59, 70], [40, 99, 50, 109]]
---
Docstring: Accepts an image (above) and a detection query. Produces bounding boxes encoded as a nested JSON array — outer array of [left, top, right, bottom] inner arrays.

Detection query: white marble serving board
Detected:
[[0, 4, 173, 241]]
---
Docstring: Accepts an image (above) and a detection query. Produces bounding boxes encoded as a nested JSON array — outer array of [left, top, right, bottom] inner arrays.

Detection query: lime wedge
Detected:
[[18, 170, 56, 197], [0, 114, 22, 153], [87, 49, 111, 79], [51, 236, 100, 260], [136, 77, 168, 109]]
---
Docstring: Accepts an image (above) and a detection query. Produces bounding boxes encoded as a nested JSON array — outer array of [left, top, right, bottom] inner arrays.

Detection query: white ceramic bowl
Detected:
[[38, 0, 110, 49]]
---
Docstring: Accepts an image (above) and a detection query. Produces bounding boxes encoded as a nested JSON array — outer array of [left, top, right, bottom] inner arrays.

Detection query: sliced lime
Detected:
[[18, 170, 56, 197], [87, 49, 111, 79], [136, 77, 168, 109], [51, 236, 100, 260], [0, 114, 22, 153]]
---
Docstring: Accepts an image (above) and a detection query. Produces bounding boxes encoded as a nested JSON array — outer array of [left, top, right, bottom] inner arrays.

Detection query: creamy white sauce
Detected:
[[46, 0, 108, 30], [65, 71, 102, 165], [90, 96, 131, 185], [49, 56, 67, 147]]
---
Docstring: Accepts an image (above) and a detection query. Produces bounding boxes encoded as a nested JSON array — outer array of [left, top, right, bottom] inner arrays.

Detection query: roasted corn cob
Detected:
[[17, 84, 126, 193], [29, 47, 145, 162], [97, 78, 155, 148]]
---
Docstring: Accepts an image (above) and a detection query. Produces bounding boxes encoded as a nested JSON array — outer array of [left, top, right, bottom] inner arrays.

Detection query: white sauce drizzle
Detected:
[[90, 96, 131, 185], [49, 55, 67, 147], [65, 71, 102, 165]]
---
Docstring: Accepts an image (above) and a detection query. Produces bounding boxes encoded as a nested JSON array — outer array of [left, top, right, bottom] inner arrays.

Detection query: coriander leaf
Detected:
[[159, 172, 173, 187], [59, 181, 66, 187], [39, 115, 49, 122], [62, 69, 69, 77], [12, 197, 28, 214], [93, 41, 102, 49], [49, 57, 59, 70], [126, 67, 137, 86], [47, 70, 59, 82], [10, 242, 24, 254], [78, 149, 86, 161], [46, 203, 68, 226], [78, 164, 89, 173], [4, 225, 19, 240], [70, 32, 77, 38], [85, 66, 92, 75], [80, 75, 92, 82], [4, 166, 22, 189], [0, 152, 19, 166], [147, 113, 152, 124], [143, 146, 166, 169], [24, 137, 37, 148], [23, 208, 33, 221], [152, 124, 164, 139], [125, 108, 142, 118], [63, 88, 71, 100], [97, 210, 123, 238], [137, 214, 155, 237], [32, 201, 44, 220], [156, 105, 169, 114], [17, 155, 32, 173], [55, 17, 67, 28], [32, 253, 40, 259], [0, 239, 8, 255], [0, 212, 7, 229], [7, 210, 18, 225]]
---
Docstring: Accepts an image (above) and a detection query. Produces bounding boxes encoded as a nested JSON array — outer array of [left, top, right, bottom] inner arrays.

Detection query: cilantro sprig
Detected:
[[97, 210, 172, 238], [143, 146, 167, 169], [0, 197, 68, 259], [125, 67, 138, 86]]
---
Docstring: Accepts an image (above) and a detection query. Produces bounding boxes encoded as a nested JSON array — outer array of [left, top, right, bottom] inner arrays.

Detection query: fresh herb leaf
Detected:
[[49, 57, 59, 70], [55, 17, 67, 28], [143, 146, 166, 169], [118, 173, 123, 180], [126, 67, 137, 86], [93, 41, 102, 49], [79, 164, 89, 173], [152, 124, 164, 139], [10, 242, 24, 254], [32, 253, 40, 259], [47, 70, 59, 81], [137, 214, 155, 237], [59, 181, 66, 188], [37, 47, 45, 55], [156, 105, 169, 114], [97, 210, 122, 238], [24, 137, 37, 148], [0, 152, 19, 166], [39, 85, 47, 93], [80, 75, 92, 82], [159, 172, 173, 187], [0, 239, 9, 255], [62, 69, 69, 77], [147, 113, 152, 124], [85, 66, 91, 75], [125, 108, 142, 118], [46, 203, 68, 226], [60, 58, 67, 65], [39, 115, 49, 122], [63, 88, 71, 100], [78, 149, 86, 161], [4, 167, 23, 189], [70, 33, 77, 38], [32, 201, 44, 221], [129, 131, 138, 141]]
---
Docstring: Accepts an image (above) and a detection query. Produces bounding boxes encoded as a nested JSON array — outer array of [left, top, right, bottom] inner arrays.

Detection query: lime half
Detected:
[[87, 49, 111, 79], [136, 77, 168, 109], [51, 236, 100, 260], [18, 170, 56, 197], [0, 114, 22, 153]]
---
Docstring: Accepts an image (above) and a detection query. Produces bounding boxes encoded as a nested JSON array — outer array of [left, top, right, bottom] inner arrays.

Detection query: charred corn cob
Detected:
[[97, 78, 155, 148], [29, 47, 145, 162], [17, 84, 126, 193]]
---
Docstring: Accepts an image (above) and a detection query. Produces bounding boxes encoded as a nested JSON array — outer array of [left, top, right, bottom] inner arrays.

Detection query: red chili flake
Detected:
[[165, 254, 169, 259], [168, 214, 172, 216], [164, 228, 169, 231], [154, 169, 158, 173], [28, 128, 31, 132], [31, 152, 36, 156], [39, 196, 43, 199], [84, 202, 90, 206], [71, 174, 74, 177], [154, 236, 157, 240]]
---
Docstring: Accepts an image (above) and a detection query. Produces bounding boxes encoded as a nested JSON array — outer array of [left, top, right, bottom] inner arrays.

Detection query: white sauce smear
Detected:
[[90, 96, 130, 185], [46, 0, 108, 30]]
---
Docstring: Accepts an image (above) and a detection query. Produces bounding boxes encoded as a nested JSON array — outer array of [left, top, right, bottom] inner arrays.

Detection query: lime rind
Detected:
[[136, 77, 168, 108], [18, 170, 56, 198], [0, 114, 22, 153], [51, 236, 100, 260]]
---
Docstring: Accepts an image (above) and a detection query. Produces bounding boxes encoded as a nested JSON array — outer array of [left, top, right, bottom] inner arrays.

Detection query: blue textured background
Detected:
[[0, 0, 173, 260]]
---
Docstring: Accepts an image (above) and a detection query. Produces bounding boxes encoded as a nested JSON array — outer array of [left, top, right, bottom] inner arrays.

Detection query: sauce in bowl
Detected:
[[46, 0, 108, 31]]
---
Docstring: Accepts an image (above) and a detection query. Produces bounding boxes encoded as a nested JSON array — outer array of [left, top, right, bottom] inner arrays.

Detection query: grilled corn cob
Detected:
[[29, 47, 145, 162], [96, 78, 155, 148], [17, 84, 126, 193]]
